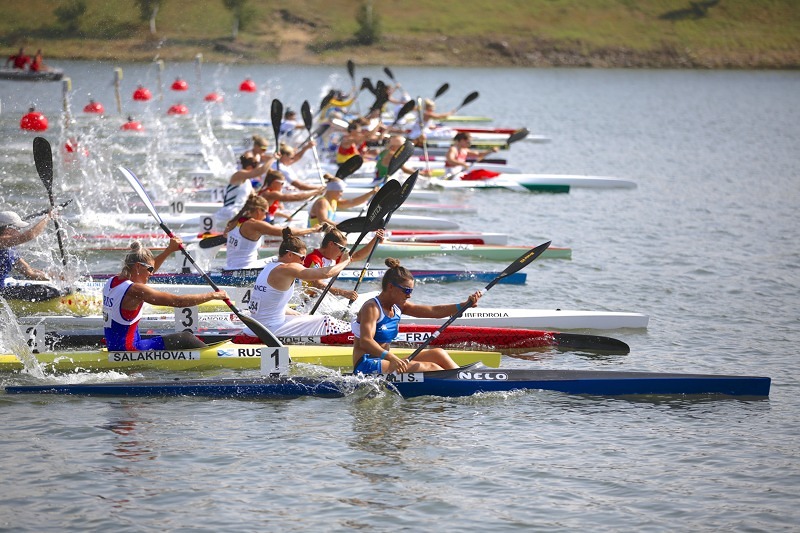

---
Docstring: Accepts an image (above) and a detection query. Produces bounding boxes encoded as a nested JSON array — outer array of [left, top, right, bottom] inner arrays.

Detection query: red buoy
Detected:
[[83, 99, 104, 114], [239, 79, 256, 92], [20, 107, 48, 131], [204, 92, 223, 103], [133, 85, 152, 101], [121, 116, 144, 131], [167, 104, 189, 115], [171, 78, 188, 91]]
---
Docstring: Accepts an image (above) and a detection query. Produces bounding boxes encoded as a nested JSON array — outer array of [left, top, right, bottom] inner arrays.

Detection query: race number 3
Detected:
[[260, 347, 289, 375], [175, 306, 199, 332]]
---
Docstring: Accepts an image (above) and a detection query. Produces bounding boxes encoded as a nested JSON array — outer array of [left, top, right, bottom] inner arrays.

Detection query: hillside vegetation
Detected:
[[1, 0, 798, 68]]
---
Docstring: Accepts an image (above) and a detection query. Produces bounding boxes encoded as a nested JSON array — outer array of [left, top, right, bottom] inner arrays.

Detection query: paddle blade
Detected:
[[319, 90, 335, 111], [486, 241, 551, 291], [361, 77, 375, 94], [118, 167, 163, 226], [383, 67, 395, 82], [336, 216, 368, 234], [365, 180, 401, 231], [455, 91, 479, 113], [434, 82, 449, 100], [33, 136, 54, 195], [301, 100, 313, 131], [506, 128, 530, 146], [395, 170, 419, 208], [391, 99, 416, 126], [270, 99, 283, 149], [199, 234, 227, 249], [347, 59, 355, 81], [336, 155, 363, 179], [387, 140, 415, 176]]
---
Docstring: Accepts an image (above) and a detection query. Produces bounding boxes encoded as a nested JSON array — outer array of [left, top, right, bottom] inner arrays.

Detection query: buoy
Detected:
[[239, 79, 256, 92], [121, 116, 144, 131], [132, 85, 152, 101], [83, 99, 104, 114], [20, 107, 48, 131], [171, 78, 188, 91], [167, 104, 189, 115], [204, 92, 223, 103]]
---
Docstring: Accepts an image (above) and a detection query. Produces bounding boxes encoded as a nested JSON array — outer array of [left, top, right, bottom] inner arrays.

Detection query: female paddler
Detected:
[[352, 258, 482, 374], [103, 239, 228, 351], [238, 228, 351, 338]]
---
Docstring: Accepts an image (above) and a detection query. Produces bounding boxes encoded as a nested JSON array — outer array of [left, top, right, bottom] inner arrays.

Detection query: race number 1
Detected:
[[260, 347, 290, 375], [175, 306, 199, 332]]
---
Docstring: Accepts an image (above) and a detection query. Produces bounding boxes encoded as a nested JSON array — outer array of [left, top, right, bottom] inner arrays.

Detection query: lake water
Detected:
[[1, 61, 799, 531]]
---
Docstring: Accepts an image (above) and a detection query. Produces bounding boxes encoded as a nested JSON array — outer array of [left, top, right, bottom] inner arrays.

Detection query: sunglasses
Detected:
[[333, 242, 348, 253], [137, 261, 155, 274], [391, 281, 413, 295], [287, 250, 306, 262]]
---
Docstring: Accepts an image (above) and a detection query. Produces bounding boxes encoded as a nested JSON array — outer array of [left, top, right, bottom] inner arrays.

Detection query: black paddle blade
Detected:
[[434, 82, 449, 100], [33, 136, 54, 195], [336, 216, 368, 234], [199, 234, 227, 249], [551, 332, 631, 354], [301, 100, 313, 131], [366, 180, 401, 230], [271, 99, 283, 149], [507, 128, 530, 146], [319, 90, 335, 111], [347, 59, 355, 81], [453, 91, 479, 114], [486, 241, 551, 291], [391, 99, 416, 126], [383, 67, 395, 82], [387, 140, 415, 176], [336, 155, 363, 179], [361, 77, 375, 94], [395, 170, 419, 207]]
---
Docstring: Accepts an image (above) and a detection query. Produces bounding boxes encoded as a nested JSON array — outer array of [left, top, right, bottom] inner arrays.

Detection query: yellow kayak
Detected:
[[0, 341, 501, 373]]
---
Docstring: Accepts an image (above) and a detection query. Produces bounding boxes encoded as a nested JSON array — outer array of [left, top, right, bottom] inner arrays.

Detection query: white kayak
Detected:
[[148, 200, 476, 216], [66, 210, 460, 231], [19, 307, 648, 331], [428, 173, 637, 191]]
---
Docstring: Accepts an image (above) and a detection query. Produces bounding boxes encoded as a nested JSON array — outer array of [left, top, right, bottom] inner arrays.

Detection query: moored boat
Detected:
[[0, 67, 64, 82]]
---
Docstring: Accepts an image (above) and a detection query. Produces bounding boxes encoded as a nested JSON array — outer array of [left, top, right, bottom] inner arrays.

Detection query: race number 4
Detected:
[[175, 306, 199, 332], [260, 347, 290, 376]]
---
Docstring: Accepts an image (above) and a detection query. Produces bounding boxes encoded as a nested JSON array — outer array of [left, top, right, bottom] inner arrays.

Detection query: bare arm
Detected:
[[126, 283, 228, 308], [0, 214, 50, 248], [401, 291, 482, 318]]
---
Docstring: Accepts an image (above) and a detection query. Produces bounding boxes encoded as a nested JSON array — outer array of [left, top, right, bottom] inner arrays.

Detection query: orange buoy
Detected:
[[20, 107, 48, 131], [167, 104, 189, 115], [171, 78, 188, 91], [239, 79, 256, 92], [133, 85, 152, 101], [121, 116, 144, 131], [204, 92, 223, 103], [83, 99, 104, 114]]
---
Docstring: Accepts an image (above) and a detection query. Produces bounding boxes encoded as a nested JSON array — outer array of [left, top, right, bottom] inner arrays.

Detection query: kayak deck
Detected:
[[5, 363, 770, 398]]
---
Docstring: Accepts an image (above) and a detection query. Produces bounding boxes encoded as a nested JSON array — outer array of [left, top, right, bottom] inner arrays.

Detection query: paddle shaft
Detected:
[[407, 241, 551, 361]]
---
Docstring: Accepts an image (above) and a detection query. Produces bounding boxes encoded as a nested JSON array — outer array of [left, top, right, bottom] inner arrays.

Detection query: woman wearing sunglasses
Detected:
[[239, 227, 352, 339], [103, 239, 229, 351], [352, 257, 482, 374]]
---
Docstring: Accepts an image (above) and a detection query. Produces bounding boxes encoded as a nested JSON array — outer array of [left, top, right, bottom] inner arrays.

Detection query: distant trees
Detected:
[[354, 1, 381, 45], [134, 0, 164, 35], [222, 0, 254, 40], [54, 0, 87, 34]]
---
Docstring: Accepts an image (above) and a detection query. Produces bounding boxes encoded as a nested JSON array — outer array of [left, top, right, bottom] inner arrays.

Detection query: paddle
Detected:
[[316, 89, 335, 117], [407, 241, 552, 361], [451, 91, 479, 116], [23, 199, 73, 221], [347, 170, 419, 308], [445, 128, 529, 180], [387, 139, 415, 176], [32, 137, 68, 267], [433, 82, 449, 100], [309, 180, 401, 315], [346, 60, 359, 112], [270, 98, 283, 169], [117, 166, 282, 348], [361, 77, 376, 95], [300, 100, 325, 184], [284, 154, 364, 224], [389, 99, 416, 129], [335, 216, 368, 234]]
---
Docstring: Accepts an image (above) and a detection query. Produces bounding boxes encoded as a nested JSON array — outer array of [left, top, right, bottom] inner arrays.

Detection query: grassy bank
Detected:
[[2, 0, 799, 68]]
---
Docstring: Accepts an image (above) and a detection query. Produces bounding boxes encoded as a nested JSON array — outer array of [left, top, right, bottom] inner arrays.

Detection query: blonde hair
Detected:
[[122, 241, 155, 276]]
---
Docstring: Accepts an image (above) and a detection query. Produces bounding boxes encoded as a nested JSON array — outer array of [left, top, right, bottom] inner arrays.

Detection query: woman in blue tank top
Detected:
[[351, 257, 482, 374]]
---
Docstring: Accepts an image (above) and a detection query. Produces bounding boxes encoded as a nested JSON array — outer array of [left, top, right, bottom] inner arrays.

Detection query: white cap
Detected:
[[0, 211, 29, 229]]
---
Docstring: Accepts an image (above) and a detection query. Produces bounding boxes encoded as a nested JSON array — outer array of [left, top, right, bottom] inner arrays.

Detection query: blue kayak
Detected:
[[5, 363, 770, 399]]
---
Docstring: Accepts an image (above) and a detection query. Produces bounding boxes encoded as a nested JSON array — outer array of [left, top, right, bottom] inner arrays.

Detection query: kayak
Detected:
[[20, 325, 630, 354], [149, 199, 477, 216], [428, 176, 569, 193], [429, 173, 637, 190], [85, 267, 527, 286], [347, 242, 571, 261], [0, 341, 501, 373], [18, 307, 649, 331], [5, 362, 770, 398], [66, 211, 461, 231]]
